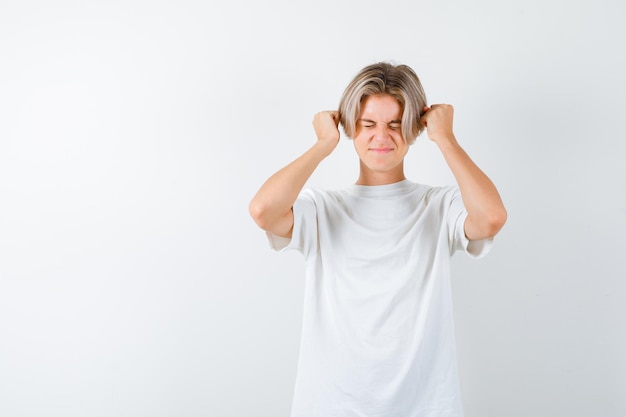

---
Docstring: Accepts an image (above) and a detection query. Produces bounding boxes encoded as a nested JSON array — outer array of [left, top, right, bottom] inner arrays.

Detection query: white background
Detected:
[[1, 0, 624, 416]]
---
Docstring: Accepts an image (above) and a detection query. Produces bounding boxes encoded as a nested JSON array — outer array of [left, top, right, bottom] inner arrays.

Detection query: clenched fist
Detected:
[[313, 110, 341, 155], [421, 104, 456, 144]]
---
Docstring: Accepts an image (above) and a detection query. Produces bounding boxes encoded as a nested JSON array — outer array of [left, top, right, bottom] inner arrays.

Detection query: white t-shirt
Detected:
[[267, 180, 493, 417]]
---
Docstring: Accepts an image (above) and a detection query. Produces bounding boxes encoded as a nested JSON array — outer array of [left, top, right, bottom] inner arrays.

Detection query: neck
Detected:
[[355, 163, 406, 186]]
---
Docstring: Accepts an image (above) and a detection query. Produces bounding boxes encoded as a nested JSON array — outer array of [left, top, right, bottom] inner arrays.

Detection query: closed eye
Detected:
[[358, 119, 401, 129]]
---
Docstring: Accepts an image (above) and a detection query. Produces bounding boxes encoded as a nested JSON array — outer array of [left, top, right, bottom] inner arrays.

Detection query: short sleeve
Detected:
[[447, 187, 493, 259], [266, 188, 319, 258]]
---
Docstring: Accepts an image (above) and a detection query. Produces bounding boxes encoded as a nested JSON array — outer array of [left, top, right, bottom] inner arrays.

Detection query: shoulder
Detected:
[[415, 184, 463, 215], [423, 184, 459, 199], [406, 182, 455, 201], [299, 186, 351, 204]]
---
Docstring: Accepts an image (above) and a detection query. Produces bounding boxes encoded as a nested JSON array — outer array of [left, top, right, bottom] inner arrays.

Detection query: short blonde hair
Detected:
[[338, 62, 427, 145]]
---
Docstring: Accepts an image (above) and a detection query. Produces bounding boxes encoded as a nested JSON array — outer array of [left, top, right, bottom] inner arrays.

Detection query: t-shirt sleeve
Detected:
[[266, 189, 318, 258], [447, 187, 493, 259]]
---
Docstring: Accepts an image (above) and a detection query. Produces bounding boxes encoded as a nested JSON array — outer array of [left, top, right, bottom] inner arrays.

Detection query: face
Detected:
[[353, 94, 408, 184]]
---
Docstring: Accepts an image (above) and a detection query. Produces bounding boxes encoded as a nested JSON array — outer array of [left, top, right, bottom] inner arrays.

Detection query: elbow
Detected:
[[469, 207, 508, 240], [248, 198, 268, 229], [249, 195, 293, 238], [248, 198, 279, 231], [485, 207, 508, 237]]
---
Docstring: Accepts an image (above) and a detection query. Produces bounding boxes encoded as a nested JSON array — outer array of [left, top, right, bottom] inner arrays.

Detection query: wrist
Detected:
[[433, 133, 458, 148], [312, 139, 337, 158]]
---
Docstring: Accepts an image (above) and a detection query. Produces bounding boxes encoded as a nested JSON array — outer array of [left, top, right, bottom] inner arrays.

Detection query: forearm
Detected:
[[249, 142, 330, 229], [436, 136, 507, 239]]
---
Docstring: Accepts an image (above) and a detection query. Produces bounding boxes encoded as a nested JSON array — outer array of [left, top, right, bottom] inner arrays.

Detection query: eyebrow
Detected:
[[359, 119, 402, 125]]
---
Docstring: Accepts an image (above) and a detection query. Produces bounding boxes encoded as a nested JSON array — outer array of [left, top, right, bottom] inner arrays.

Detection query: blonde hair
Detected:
[[338, 62, 427, 145]]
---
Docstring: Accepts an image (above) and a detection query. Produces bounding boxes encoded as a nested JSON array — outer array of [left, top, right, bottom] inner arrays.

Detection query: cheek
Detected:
[[352, 134, 366, 149]]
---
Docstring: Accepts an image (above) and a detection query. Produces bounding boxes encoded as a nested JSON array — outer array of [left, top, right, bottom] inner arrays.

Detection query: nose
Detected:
[[373, 123, 391, 139]]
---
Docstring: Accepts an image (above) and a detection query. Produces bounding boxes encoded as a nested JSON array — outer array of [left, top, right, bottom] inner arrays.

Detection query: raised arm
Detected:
[[421, 104, 507, 240], [248, 111, 340, 238]]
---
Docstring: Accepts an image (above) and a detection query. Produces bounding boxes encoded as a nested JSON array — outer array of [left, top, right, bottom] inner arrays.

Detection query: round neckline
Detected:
[[349, 179, 414, 197]]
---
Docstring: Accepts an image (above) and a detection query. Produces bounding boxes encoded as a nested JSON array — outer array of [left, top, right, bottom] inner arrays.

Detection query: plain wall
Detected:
[[1, 0, 624, 416]]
